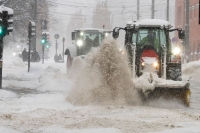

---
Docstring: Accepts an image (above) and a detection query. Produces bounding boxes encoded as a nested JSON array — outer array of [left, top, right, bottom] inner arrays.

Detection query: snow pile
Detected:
[[0, 89, 17, 100], [37, 66, 69, 92], [182, 60, 200, 83], [38, 66, 60, 82], [67, 38, 141, 105], [182, 60, 200, 75]]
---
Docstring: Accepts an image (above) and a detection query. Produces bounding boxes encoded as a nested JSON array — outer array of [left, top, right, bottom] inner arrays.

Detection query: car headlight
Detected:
[[13, 52, 16, 56], [172, 47, 181, 55], [77, 40, 83, 47]]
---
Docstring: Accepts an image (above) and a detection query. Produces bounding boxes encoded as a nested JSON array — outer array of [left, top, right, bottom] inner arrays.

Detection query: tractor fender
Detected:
[[65, 43, 77, 58]]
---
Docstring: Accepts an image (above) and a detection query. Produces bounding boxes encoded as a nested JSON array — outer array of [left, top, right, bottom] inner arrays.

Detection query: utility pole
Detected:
[[137, 0, 140, 20], [34, 0, 37, 50], [151, 0, 155, 19], [62, 37, 65, 63], [0, 39, 3, 89], [185, 0, 189, 62], [167, 0, 169, 21]]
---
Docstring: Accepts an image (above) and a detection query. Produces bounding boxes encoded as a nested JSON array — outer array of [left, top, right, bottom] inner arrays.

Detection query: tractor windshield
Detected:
[[132, 28, 166, 52], [75, 30, 104, 55]]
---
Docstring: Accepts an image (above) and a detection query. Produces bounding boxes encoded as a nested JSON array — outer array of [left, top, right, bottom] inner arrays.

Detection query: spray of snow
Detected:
[[66, 38, 141, 106], [68, 56, 85, 79], [133, 72, 157, 97]]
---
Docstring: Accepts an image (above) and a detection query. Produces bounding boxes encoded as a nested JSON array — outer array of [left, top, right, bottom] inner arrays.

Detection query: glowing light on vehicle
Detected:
[[13, 52, 16, 56], [153, 62, 158, 67], [17, 45, 20, 48], [172, 47, 181, 55], [77, 40, 83, 46], [105, 33, 109, 36], [142, 62, 145, 66], [80, 32, 84, 36]]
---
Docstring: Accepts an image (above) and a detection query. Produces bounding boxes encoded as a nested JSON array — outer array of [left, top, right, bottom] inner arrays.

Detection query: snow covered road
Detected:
[[0, 50, 200, 133]]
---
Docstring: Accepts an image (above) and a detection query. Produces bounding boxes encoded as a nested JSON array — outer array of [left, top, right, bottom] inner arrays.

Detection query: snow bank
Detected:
[[0, 90, 17, 100], [182, 60, 200, 74], [67, 38, 141, 105]]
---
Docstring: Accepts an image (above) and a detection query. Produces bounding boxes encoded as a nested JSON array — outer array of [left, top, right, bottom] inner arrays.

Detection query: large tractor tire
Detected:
[[67, 53, 73, 74]]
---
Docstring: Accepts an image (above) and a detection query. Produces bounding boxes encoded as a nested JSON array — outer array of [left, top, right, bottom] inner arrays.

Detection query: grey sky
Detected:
[[48, 0, 175, 54]]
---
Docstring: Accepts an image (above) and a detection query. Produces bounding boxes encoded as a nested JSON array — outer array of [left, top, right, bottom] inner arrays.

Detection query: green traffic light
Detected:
[[0, 27, 3, 35], [41, 39, 46, 44], [46, 45, 49, 48]]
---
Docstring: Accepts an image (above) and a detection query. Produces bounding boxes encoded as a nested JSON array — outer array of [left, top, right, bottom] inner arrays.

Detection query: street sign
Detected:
[[172, 37, 178, 44], [54, 34, 59, 39]]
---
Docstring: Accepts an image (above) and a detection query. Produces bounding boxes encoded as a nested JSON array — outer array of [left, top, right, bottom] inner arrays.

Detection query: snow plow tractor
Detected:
[[65, 28, 111, 73], [112, 19, 190, 106]]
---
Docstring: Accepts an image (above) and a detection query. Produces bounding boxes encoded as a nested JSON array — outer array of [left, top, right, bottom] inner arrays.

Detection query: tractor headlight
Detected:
[[77, 40, 83, 47], [80, 32, 84, 36], [142, 62, 145, 66], [105, 33, 109, 37], [153, 62, 158, 67], [172, 47, 181, 55]]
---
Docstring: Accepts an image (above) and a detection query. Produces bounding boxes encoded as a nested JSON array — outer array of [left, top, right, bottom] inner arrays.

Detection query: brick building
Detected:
[[175, 0, 200, 62]]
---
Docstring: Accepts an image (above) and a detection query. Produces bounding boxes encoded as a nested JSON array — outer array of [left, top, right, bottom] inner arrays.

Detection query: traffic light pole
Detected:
[[56, 39, 58, 55], [0, 38, 3, 89], [62, 37, 65, 63], [42, 45, 44, 64], [42, 33, 46, 64]]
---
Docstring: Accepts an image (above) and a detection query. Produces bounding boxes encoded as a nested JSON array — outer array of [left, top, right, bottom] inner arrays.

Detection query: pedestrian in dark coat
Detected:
[[22, 48, 28, 62]]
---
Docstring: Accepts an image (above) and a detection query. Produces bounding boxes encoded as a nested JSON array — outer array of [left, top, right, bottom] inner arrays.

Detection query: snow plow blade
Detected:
[[146, 81, 190, 107]]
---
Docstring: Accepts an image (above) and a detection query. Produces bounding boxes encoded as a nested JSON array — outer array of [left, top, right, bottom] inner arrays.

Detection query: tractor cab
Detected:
[[113, 19, 185, 80], [65, 28, 111, 73]]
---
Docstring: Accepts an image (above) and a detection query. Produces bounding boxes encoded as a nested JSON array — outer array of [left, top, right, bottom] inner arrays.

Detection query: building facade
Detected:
[[175, 0, 200, 62]]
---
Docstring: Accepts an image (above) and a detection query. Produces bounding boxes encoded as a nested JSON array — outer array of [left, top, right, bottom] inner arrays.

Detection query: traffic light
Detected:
[[5, 7, 14, 35], [0, 26, 3, 36], [41, 36, 46, 44], [46, 43, 50, 48], [0, 6, 4, 37], [28, 21, 36, 38], [2, 6, 14, 36]]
